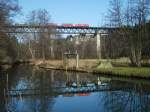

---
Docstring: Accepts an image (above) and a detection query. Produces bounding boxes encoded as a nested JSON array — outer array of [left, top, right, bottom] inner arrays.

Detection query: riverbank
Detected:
[[93, 67, 150, 79], [1, 58, 150, 79], [0, 59, 34, 65], [38, 59, 150, 79], [0, 59, 34, 70]]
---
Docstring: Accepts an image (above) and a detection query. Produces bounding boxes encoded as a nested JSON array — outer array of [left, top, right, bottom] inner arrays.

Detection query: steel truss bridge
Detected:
[[1, 24, 116, 34]]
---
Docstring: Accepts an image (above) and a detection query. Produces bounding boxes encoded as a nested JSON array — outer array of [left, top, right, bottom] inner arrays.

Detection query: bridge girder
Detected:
[[1, 25, 116, 34]]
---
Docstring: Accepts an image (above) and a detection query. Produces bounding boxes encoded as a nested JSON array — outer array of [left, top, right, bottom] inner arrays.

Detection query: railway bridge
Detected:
[[1, 24, 117, 58]]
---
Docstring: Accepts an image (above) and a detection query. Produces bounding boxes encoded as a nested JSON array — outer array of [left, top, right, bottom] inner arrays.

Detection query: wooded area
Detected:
[[0, 0, 150, 67]]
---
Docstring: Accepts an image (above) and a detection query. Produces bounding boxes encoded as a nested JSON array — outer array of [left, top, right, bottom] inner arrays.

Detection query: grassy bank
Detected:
[[94, 67, 150, 79], [38, 59, 150, 79], [1, 58, 149, 79]]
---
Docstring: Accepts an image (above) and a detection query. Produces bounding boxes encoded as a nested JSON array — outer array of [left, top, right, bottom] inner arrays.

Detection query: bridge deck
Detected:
[[1, 25, 117, 34]]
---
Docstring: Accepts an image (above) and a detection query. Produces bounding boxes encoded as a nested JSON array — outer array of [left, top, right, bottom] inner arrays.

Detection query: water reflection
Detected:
[[101, 86, 150, 112], [0, 68, 7, 112], [0, 65, 150, 112]]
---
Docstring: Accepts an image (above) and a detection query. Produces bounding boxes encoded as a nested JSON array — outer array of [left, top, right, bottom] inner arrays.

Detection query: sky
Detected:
[[15, 0, 110, 26]]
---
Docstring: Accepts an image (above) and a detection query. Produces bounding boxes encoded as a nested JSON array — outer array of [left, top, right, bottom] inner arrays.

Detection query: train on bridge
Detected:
[[14, 23, 90, 27], [61, 24, 89, 27]]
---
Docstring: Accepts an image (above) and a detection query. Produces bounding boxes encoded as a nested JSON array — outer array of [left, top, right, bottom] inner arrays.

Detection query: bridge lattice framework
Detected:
[[1, 25, 116, 34]]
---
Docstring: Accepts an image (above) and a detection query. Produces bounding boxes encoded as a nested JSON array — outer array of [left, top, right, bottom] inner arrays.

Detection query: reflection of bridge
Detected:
[[2, 25, 116, 34], [7, 84, 131, 97]]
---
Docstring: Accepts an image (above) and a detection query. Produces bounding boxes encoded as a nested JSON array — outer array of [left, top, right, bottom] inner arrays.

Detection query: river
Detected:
[[0, 65, 150, 112]]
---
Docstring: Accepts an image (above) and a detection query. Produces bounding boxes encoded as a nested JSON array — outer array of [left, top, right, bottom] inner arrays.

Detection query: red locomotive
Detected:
[[62, 24, 89, 27]]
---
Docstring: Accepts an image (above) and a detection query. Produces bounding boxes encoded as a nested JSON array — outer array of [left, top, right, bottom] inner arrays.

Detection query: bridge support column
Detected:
[[76, 52, 79, 69], [96, 34, 101, 59]]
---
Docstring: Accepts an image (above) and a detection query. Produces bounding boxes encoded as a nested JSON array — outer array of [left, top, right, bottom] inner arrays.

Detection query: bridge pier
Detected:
[[96, 34, 101, 59], [63, 52, 79, 69], [76, 51, 79, 69]]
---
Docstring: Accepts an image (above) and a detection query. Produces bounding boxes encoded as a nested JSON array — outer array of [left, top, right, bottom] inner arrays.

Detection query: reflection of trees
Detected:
[[100, 82, 150, 112], [2, 66, 100, 112], [0, 69, 7, 112], [7, 95, 54, 112], [6, 65, 55, 112]]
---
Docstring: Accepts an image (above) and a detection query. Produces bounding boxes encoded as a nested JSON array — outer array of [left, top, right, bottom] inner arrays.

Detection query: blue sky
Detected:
[[16, 0, 110, 26]]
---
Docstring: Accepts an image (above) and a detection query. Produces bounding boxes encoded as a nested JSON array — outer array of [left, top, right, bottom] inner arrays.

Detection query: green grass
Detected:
[[94, 67, 150, 78], [97, 60, 113, 69]]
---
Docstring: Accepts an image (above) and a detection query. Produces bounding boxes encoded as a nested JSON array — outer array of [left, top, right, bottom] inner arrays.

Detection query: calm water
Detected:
[[1, 65, 150, 112]]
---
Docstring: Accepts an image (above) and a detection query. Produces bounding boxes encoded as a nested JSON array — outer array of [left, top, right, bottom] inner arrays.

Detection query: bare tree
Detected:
[[26, 9, 53, 60], [124, 0, 150, 66], [106, 0, 150, 66], [0, 0, 20, 62], [107, 0, 123, 27]]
